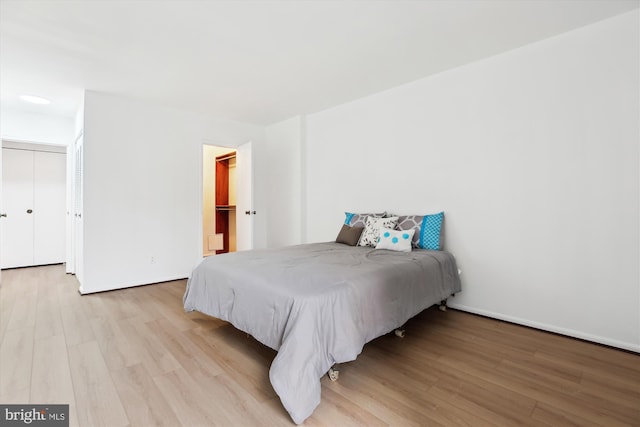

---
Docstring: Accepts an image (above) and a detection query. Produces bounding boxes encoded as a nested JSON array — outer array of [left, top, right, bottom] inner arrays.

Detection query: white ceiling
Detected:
[[1, 0, 638, 125]]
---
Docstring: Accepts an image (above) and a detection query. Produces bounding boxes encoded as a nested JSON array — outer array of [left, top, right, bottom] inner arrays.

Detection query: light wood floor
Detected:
[[0, 264, 638, 426]]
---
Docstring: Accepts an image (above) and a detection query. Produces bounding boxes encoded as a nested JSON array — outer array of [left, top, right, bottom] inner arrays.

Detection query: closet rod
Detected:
[[215, 152, 236, 162]]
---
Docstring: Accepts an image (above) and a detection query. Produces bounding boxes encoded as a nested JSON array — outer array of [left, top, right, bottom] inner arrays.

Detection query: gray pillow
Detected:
[[396, 212, 445, 250], [335, 224, 365, 246]]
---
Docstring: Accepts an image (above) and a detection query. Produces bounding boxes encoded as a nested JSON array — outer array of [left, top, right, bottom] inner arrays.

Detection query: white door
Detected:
[[33, 151, 66, 265], [235, 142, 253, 251], [1, 148, 35, 268], [0, 146, 3, 281], [73, 139, 84, 284], [1, 148, 66, 269], [65, 143, 74, 273]]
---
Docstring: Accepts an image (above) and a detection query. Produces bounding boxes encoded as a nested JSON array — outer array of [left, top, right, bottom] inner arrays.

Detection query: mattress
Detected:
[[184, 242, 461, 424]]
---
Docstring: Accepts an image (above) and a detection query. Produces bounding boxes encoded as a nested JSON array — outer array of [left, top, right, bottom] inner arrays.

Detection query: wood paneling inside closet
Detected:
[[215, 152, 236, 254]]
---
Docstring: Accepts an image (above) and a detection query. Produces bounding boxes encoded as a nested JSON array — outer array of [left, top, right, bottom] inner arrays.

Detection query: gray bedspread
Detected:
[[183, 242, 461, 424]]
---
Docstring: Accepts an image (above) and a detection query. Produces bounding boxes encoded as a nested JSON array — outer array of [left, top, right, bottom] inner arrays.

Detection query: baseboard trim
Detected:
[[447, 302, 640, 354], [78, 275, 188, 295]]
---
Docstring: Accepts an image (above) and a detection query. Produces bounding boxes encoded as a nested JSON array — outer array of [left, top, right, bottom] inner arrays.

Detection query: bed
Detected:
[[183, 241, 461, 424]]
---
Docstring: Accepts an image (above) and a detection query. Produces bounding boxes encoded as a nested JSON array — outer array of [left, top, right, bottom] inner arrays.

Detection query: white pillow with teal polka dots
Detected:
[[376, 227, 415, 252]]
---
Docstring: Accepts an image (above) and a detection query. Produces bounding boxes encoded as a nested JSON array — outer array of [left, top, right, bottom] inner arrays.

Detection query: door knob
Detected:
[[252, 210, 256, 215], [26, 209, 33, 214], [245, 211, 250, 215], [0, 213, 6, 217]]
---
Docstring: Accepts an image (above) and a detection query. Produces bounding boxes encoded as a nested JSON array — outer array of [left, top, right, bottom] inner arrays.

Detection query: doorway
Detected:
[[202, 142, 253, 257]]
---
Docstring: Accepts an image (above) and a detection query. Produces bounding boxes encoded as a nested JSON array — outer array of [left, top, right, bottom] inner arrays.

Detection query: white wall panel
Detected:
[[264, 116, 303, 247], [80, 91, 267, 293], [305, 11, 640, 351], [0, 110, 73, 146]]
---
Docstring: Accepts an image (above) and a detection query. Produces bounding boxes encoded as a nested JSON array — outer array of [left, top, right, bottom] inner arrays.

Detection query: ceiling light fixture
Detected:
[[20, 95, 51, 105]]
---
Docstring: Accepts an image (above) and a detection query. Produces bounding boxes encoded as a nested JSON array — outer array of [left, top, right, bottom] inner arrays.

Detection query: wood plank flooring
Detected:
[[0, 264, 638, 426]]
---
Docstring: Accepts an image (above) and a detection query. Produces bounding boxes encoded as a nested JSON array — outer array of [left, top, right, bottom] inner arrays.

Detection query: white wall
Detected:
[[80, 91, 267, 293], [264, 116, 304, 247], [304, 11, 639, 351], [1, 109, 74, 146]]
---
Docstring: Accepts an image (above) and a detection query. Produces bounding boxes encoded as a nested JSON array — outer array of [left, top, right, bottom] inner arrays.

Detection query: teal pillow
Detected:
[[344, 211, 385, 228]]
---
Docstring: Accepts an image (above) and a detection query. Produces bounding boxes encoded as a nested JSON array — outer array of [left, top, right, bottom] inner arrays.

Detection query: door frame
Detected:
[[199, 140, 253, 259], [70, 133, 83, 283]]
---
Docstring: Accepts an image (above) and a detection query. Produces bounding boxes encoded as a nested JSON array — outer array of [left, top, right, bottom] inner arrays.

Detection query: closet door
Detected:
[[33, 151, 66, 265], [1, 148, 66, 269], [1, 149, 35, 268]]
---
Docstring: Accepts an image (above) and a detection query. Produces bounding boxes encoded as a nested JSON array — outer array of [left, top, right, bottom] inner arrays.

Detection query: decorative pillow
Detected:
[[335, 224, 364, 246], [376, 227, 415, 252], [358, 216, 399, 247], [396, 212, 444, 250], [344, 211, 386, 228]]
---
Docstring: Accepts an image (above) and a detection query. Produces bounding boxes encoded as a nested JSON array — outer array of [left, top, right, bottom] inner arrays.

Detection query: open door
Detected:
[[65, 139, 75, 273], [0, 145, 3, 282], [235, 141, 253, 251], [73, 137, 84, 286]]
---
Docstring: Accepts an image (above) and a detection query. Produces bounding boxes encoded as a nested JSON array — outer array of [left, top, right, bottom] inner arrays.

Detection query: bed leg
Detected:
[[328, 366, 340, 382], [439, 299, 447, 312], [394, 328, 406, 338]]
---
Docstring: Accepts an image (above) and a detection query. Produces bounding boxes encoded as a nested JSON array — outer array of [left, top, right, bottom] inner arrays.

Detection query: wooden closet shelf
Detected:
[[216, 205, 236, 211]]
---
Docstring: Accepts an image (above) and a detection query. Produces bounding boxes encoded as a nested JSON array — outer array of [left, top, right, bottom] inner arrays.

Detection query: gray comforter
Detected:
[[183, 242, 461, 424]]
